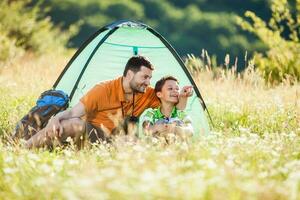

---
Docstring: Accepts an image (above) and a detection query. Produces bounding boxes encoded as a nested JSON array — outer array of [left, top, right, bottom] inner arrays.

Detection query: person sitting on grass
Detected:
[[142, 76, 194, 139], [25, 56, 193, 149]]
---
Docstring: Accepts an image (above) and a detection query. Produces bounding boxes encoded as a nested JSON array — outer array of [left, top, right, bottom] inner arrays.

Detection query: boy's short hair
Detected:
[[155, 76, 179, 93], [123, 55, 154, 76]]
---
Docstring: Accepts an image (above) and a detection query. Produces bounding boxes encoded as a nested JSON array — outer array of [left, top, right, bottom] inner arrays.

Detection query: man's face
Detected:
[[129, 66, 152, 93], [157, 80, 179, 104]]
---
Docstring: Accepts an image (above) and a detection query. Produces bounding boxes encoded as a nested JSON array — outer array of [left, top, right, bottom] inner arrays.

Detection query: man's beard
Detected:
[[129, 80, 146, 93]]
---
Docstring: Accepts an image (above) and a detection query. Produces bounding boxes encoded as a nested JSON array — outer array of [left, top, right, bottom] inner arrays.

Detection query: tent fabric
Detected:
[[53, 20, 210, 136]]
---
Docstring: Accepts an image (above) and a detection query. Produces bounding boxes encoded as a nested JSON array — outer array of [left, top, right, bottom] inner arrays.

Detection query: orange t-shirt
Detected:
[[80, 76, 160, 133]]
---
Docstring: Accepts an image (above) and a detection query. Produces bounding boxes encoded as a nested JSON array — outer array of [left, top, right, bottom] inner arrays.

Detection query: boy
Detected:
[[142, 76, 194, 138]]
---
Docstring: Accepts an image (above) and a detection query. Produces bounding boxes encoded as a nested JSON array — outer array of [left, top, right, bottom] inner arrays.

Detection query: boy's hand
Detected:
[[152, 123, 168, 134], [165, 123, 176, 133], [180, 86, 193, 98], [176, 86, 193, 110], [152, 123, 176, 135]]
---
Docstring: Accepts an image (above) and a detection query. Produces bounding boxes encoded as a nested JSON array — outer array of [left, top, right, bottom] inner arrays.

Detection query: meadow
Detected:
[[0, 53, 299, 200]]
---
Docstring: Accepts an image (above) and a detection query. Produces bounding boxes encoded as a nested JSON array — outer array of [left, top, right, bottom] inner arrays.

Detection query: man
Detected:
[[26, 56, 192, 148], [142, 76, 194, 137]]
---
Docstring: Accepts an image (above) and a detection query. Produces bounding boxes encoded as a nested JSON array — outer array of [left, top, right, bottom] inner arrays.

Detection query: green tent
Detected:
[[53, 20, 211, 136]]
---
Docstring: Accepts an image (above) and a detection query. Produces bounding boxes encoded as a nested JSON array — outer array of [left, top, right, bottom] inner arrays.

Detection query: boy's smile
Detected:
[[157, 80, 179, 104]]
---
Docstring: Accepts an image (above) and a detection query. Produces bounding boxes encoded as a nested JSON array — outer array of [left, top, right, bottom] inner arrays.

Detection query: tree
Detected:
[[237, 0, 300, 83]]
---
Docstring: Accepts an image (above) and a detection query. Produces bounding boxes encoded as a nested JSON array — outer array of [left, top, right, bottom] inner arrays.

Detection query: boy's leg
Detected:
[[25, 118, 85, 149]]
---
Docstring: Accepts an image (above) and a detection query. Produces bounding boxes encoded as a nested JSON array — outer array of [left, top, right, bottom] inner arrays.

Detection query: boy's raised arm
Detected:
[[176, 86, 193, 110]]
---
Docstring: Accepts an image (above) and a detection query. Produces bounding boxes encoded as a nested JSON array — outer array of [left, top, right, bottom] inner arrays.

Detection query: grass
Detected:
[[0, 53, 299, 199]]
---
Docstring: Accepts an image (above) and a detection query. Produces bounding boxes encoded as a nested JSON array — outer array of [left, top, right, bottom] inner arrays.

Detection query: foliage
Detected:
[[0, 88, 35, 136], [42, 0, 269, 64], [0, 0, 77, 63], [237, 0, 300, 84], [0, 0, 273, 66]]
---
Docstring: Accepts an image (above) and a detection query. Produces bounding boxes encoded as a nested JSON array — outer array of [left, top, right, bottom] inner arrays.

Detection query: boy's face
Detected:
[[157, 80, 179, 104]]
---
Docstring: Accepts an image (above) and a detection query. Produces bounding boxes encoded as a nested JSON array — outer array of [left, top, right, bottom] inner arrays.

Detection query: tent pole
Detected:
[[147, 28, 211, 118], [53, 27, 109, 89], [68, 28, 119, 101]]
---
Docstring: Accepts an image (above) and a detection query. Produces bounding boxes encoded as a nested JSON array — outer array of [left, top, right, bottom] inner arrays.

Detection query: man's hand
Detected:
[[45, 117, 63, 139], [180, 85, 193, 98]]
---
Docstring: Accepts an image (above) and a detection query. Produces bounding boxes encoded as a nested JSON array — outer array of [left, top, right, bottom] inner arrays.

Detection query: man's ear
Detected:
[[156, 91, 162, 98], [126, 70, 134, 79]]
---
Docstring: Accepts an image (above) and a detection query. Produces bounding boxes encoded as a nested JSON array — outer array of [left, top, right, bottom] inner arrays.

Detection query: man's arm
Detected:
[[176, 86, 193, 110], [45, 102, 86, 137], [25, 102, 86, 148]]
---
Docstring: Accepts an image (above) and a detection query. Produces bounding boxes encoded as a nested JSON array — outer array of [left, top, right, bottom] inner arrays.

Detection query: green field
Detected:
[[0, 54, 299, 199]]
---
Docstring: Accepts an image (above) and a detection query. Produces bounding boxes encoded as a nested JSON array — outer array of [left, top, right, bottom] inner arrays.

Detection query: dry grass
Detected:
[[0, 53, 70, 96], [0, 53, 299, 199]]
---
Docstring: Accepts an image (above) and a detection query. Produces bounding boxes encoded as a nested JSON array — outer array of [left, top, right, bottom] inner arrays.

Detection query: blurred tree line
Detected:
[[1, 0, 299, 83], [41, 0, 272, 68], [0, 0, 77, 63], [238, 0, 300, 83]]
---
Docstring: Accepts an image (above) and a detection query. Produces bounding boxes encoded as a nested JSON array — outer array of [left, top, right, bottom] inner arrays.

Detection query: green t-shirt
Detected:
[[142, 107, 192, 126]]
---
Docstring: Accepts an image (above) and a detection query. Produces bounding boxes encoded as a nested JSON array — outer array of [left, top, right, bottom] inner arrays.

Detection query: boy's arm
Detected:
[[143, 121, 170, 135], [142, 110, 171, 135], [176, 86, 193, 110], [174, 123, 194, 136], [173, 110, 194, 136]]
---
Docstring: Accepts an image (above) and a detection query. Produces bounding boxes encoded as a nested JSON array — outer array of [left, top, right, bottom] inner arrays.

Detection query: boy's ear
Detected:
[[156, 91, 162, 98]]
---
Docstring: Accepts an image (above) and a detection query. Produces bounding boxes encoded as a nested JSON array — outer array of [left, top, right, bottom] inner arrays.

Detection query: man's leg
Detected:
[[25, 118, 85, 149]]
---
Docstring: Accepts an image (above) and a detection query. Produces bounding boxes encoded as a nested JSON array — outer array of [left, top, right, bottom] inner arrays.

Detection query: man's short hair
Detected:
[[123, 55, 154, 76], [155, 75, 179, 93]]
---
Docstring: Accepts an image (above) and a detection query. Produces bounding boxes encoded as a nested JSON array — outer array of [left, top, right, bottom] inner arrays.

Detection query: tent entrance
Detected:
[[53, 20, 211, 135]]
